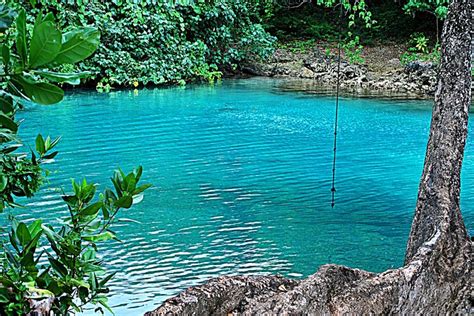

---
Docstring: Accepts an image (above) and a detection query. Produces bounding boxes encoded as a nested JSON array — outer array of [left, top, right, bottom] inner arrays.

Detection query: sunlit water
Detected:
[[11, 78, 474, 315]]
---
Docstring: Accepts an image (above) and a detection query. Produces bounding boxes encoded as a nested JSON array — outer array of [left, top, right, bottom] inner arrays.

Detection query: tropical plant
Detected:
[[0, 5, 150, 315], [2, 169, 150, 315], [400, 32, 440, 65], [342, 36, 364, 64]]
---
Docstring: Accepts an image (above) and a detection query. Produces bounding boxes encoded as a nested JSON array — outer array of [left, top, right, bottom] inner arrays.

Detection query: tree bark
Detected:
[[146, 0, 473, 314]]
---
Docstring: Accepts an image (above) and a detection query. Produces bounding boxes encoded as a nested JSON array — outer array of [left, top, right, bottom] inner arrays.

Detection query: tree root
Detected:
[[145, 232, 472, 315]]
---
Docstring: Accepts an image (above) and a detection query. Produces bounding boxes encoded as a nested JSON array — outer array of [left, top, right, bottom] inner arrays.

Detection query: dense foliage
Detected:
[[13, 0, 276, 88], [266, 1, 440, 43], [0, 6, 149, 315]]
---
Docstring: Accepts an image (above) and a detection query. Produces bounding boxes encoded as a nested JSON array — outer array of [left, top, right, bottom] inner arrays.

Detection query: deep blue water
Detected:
[[13, 78, 474, 315]]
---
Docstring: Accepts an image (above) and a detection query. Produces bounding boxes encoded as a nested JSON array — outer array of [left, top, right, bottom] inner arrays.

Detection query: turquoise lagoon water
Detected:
[[15, 78, 474, 315]]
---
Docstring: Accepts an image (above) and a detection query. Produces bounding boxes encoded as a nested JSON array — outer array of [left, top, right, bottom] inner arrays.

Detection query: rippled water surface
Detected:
[[15, 78, 474, 315]]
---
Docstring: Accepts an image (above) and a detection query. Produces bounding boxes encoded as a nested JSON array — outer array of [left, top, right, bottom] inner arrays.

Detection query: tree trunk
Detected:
[[146, 0, 473, 314]]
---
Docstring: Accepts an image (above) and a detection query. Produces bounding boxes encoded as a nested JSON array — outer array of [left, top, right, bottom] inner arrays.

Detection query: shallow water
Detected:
[[13, 78, 474, 315]]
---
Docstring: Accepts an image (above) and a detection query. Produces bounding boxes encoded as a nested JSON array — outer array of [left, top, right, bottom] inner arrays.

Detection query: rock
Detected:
[[144, 275, 299, 316], [300, 67, 314, 78], [239, 46, 453, 96], [404, 61, 437, 73], [388, 58, 401, 66]]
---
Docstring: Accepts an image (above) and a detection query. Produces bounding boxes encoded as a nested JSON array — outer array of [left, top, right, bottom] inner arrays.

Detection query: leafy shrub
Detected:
[[400, 33, 440, 65], [342, 36, 365, 64]]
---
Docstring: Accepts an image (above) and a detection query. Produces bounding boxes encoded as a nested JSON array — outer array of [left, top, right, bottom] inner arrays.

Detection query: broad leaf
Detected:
[[16, 9, 27, 66], [35, 134, 45, 154], [0, 96, 14, 114], [16, 223, 31, 247], [28, 220, 43, 238], [114, 195, 132, 209], [13, 76, 64, 105], [80, 201, 103, 216], [29, 21, 62, 68], [22, 230, 42, 256], [0, 114, 17, 132], [54, 27, 100, 64]]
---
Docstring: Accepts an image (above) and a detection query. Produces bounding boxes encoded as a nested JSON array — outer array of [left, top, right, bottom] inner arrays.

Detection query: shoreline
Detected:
[[240, 47, 441, 98]]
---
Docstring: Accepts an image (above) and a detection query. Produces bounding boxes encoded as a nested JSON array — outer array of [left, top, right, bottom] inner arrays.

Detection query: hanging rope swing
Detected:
[[331, 2, 344, 208]]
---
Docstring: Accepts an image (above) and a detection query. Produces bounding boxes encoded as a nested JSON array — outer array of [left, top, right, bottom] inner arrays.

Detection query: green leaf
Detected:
[[0, 175, 7, 192], [16, 223, 31, 247], [99, 272, 116, 287], [0, 114, 17, 132], [8, 230, 19, 252], [29, 21, 62, 68], [135, 166, 143, 182], [133, 184, 152, 195], [2, 44, 10, 69], [96, 296, 114, 315], [42, 13, 55, 23], [69, 278, 89, 288], [25, 287, 54, 298], [82, 248, 96, 261], [36, 134, 45, 154], [42, 151, 58, 160], [20, 250, 35, 268], [83, 231, 115, 242], [0, 294, 9, 303], [13, 76, 64, 105], [28, 220, 43, 238], [114, 195, 132, 209], [16, 9, 27, 66], [49, 136, 61, 149], [1, 144, 22, 154], [101, 205, 110, 220], [80, 201, 103, 216], [48, 257, 68, 277], [0, 96, 14, 114], [125, 173, 136, 192], [54, 27, 100, 64], [34, 70, 91, 85], [22, 229, 42, 256]]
